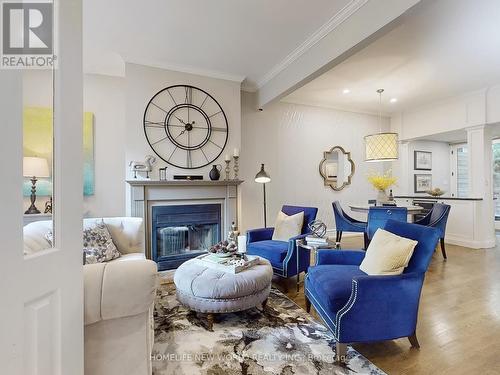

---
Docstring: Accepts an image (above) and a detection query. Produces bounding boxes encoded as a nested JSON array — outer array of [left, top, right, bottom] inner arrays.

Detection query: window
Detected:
[[450, 144, 468, 198], [456, 146, 469, 198], [492, 140, 500, 219]]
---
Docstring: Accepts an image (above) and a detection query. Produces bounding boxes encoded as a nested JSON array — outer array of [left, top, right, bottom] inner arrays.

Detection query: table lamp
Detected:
[[23, 157, 50, 214], [254, 163, 271, 227]]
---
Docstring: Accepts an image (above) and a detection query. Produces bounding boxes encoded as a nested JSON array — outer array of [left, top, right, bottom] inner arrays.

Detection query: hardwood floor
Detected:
[[279, 235, 500, 374]]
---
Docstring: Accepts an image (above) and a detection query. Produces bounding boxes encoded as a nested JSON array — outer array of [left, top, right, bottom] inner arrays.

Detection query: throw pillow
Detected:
[[45, 220, 120, 265], [272, 211, 304, 241], [82, 220, 121, 264], [360, 229, 418, 275]]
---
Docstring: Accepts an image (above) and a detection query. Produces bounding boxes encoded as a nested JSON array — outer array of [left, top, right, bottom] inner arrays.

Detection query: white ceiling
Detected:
[[83, 0, 353, 87], [284, 0, 500, 114]]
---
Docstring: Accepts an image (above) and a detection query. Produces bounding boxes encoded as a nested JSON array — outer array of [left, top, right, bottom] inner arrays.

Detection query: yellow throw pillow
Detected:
[[272, 211, 304, 241], [360, 229, 418, 275]]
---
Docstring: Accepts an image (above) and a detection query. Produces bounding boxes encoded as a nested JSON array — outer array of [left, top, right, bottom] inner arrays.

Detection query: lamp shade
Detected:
[[23, 157, 50, 178], [364, 133, 399, 162], [255, 163, 271, 183]]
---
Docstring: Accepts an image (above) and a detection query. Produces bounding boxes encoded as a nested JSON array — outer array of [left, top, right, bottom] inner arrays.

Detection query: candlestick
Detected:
[[225, 154, 231, 162], [224, 159, 231, 180], [237, 235, 247, 253], [233, 155, 239, 180], [233, 148, 239, 157]]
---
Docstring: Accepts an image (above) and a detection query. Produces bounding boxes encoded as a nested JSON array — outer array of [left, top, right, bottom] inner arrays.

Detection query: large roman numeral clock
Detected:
[[143, 85, 229, 169]]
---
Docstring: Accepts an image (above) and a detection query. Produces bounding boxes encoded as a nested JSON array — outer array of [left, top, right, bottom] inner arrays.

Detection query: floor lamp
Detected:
[[254, 164, 271, 227]]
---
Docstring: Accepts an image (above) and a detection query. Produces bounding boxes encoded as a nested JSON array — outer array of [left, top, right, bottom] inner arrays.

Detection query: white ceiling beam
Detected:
[[256, 0, 421, 109]]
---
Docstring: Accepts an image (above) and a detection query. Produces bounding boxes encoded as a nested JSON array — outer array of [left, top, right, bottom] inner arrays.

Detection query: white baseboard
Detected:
[[445, 235, 496, 249]]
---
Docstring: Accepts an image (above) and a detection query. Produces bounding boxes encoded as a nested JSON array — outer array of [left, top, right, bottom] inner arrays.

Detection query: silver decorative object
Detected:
[[129, 155, 156, 179], [227, 222, 239, 242], [308, 220, 327, 238], [233, 156, 239, 180], [224, 160, 231, 180]]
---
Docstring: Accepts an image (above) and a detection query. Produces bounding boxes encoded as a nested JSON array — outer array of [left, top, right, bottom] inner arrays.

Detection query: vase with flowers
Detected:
[[367, 170, 397, 204]]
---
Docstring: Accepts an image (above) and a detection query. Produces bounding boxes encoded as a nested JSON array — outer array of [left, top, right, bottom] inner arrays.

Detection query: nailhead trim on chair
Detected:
[[304, 275, 338, 338], [305, 288, 338, 337], [335, 279, 358, 340]]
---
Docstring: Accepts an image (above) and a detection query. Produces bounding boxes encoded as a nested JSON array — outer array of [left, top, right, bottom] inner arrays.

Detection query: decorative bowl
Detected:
[[426, 188, 445, 197]]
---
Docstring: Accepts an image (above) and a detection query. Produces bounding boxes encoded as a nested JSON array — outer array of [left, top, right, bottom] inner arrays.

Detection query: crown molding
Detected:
[[241, 81, 258, 93], [255, 0, 370, 90], [125, 57, 246, 83], [281, 96, 392, 118]]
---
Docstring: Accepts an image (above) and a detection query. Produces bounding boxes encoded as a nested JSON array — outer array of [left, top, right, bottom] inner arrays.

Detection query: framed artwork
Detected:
[[414, 150, 432, 170], [414, 174, 432, 193], [23, 107, 95, 197]]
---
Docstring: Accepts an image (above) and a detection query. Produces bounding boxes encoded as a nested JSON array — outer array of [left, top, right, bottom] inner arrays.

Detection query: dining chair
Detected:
[[414, 203, 451, 259], [366, 206, 408, 241], [332, 201, 367, 247]]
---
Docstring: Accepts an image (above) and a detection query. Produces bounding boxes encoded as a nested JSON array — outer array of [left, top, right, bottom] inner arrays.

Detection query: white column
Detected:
[[390, 141, 409, 195], [466, 125, 495, 248]]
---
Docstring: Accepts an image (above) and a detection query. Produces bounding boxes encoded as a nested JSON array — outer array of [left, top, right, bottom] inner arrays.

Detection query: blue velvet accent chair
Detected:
[[332, 201, 367, 247], [415, 203, 451, 259], [246, 205, 318, 281], [367, 206, 408, 241], [304, 220, 440, 362]]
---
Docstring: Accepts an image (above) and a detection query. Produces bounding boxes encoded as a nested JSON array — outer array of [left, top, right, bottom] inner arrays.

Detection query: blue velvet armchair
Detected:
[[332, 201, 367, 247], [414, 203, 451, 259], [304, 220, 440, 362], [246, 205, 318, 282]]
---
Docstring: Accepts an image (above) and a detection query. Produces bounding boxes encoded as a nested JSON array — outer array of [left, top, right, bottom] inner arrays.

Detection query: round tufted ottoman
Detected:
[[174, 257, 273, 330]]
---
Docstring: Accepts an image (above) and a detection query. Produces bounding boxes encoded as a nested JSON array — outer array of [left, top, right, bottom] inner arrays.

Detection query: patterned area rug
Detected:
[[152, 282, 385, 375]]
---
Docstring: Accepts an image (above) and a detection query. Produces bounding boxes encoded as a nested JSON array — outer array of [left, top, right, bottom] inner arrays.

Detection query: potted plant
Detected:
[[367, 170, 397, 204]]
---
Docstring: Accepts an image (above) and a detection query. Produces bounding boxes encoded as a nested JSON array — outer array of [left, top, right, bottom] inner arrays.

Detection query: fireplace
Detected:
[[151, 204, 222, 270]]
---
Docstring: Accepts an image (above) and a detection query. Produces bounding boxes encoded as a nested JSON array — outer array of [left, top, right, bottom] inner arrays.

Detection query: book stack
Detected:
[[305, 236, 335, 248]]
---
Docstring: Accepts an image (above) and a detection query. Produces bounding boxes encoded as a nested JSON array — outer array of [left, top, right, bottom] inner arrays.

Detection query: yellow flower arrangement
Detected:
[[367, 170, 397, 191]]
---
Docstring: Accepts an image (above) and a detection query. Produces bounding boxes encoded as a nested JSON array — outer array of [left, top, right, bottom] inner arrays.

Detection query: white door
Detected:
[[0, 0, 84, 374]]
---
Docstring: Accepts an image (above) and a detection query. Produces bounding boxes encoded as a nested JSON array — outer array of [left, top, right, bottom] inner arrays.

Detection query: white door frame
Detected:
[[0, 0, 84, 374]]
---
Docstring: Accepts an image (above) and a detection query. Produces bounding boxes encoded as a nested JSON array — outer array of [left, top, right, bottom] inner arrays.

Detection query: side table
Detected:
[[295, 239, 339, 292]]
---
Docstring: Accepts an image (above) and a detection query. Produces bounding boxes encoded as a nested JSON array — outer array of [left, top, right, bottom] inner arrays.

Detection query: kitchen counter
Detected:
[[395, 197, 492, 248], [395, 195, 482, 201]]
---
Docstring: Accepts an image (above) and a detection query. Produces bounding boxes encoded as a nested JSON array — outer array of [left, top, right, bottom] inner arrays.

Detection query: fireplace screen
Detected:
[[152, 204, 221, 270], [157, 224, 218, 257]]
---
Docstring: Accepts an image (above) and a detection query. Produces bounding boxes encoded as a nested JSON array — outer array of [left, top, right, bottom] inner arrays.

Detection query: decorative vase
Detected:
[[377, 189, 388, 204], [209, 164, 222, 180]]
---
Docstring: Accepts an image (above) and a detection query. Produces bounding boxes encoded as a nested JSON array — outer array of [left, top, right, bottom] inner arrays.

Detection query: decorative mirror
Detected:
[[319, 146, 355, 191]]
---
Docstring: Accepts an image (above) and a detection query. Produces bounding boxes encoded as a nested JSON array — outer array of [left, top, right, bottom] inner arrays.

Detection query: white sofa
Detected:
[[24, 217, 158, 375]]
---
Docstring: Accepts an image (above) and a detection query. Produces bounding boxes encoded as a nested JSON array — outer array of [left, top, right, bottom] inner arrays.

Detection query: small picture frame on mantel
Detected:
[[414, 151, 432, 170]]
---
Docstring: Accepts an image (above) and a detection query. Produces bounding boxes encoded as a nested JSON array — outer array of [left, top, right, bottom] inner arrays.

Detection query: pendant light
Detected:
[[364, 89, 399, 162]]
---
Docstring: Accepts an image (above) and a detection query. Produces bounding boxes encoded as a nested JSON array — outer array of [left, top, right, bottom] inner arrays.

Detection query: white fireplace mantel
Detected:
[[127, 179, 244, 258]]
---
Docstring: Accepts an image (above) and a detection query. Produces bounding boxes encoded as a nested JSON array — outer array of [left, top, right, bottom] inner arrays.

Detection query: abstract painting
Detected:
[[23, 107, 95, 197]]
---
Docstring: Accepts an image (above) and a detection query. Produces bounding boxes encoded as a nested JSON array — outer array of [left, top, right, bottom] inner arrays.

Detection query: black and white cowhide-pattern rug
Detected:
[[152, 282, 385, 375]]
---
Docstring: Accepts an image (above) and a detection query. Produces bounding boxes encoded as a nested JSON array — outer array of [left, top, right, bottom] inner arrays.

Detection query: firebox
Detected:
[[151, 204, 221, 270]]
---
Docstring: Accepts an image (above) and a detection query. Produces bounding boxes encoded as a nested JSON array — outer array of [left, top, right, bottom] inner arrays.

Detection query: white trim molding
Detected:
[[445, 236, 496, 250], [125, 57, 246, 84], [255, 0, 370, 90]]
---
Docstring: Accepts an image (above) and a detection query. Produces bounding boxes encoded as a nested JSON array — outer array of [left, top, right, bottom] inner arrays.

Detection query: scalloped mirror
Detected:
[[319, 146, 355, 191]]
